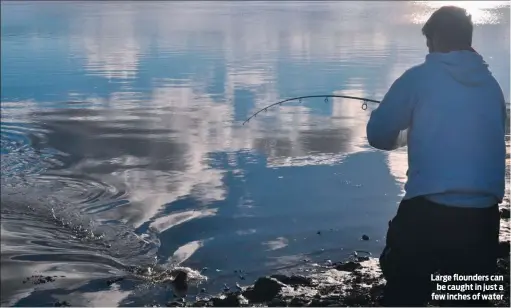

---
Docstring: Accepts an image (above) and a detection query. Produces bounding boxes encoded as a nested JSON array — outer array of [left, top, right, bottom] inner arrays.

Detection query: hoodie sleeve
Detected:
[[366, 69, 416, 151]]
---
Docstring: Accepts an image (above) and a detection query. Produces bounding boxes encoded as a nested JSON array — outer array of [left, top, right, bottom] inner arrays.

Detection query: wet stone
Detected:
[[243, 277, 283, 303], [343, 288, 372, 307], [173, 270, 188, 291], [270, 274, 312, 286], [289, 297, 309, 307], [54, 301, 71, 307], [501, 208, 510, 219], [334, 261, 362, 272], [267, 298, 287, 307], [357, 256, 370, 262], [211, 293, 240, 307], [361, 234, 370, 241], [235, 282, 243, 291], [106, 277, 125, 286], [311, 298, 336, 307]]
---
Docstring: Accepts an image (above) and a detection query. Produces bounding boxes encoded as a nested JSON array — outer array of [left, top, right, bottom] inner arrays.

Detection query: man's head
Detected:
[[422, 6, 473, 53]]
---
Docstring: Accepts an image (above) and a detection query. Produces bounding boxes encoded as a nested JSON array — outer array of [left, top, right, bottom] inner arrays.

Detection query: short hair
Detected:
[[422, 6, 473, 47]]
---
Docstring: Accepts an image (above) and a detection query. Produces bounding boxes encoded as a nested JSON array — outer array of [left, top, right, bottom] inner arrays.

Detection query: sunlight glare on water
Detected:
[[412, 1, 509, 24]]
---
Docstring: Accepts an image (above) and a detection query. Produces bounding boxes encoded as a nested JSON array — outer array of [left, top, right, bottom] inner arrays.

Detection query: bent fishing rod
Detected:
[[242, 94, 381, 125]]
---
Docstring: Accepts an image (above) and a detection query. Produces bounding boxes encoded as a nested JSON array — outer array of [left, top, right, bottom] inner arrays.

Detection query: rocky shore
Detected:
[[24, 209, 510, 307], [177, 243, 509, 307], [165, 206, 510, 307]]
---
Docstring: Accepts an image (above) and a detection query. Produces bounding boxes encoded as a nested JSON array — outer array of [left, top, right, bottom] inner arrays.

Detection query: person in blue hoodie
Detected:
[[367, 6, 507, 307]]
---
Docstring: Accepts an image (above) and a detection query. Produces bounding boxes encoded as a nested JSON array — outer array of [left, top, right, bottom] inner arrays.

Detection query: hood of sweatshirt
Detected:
[[426, 50, 493, 87]]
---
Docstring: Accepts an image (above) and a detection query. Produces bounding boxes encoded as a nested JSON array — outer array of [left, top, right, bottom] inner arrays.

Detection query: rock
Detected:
[[268, 298, 287, 307], [343, 288, 372, 307], [235, 282, 243, 292], [222, 284, 230, 292], [501, 208, 510, 219], [357, 256, 370, 262], [243, 277, 283, 303], [106, 277, 124, 286], [289, 297, 309, 306], [166, 301, 185, 307], [270, 274, 312, 286], [211, 293, 240, 307], [172, 270, 188, 291], [190, 300, 211, 307], [361, 234, 370, 241], [317, 231, 321, 235], [308, 299, 324, 307], [497, 241, 510, 258], [54, 301, 71, 307], [334, 261, 362, 272]]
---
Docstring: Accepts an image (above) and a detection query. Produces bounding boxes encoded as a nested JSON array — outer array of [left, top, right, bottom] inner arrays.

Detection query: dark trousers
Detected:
[[380, 196, 500, 307]]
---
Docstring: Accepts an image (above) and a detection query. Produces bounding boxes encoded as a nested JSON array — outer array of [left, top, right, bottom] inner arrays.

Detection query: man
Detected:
[[366, 6, 507, 307]]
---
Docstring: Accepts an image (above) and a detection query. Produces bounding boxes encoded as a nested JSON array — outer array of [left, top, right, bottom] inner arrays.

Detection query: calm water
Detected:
[[1, 1, 510, 306]]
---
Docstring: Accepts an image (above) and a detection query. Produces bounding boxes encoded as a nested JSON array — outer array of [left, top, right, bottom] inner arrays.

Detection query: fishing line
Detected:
[[242, 94, 381, 125]]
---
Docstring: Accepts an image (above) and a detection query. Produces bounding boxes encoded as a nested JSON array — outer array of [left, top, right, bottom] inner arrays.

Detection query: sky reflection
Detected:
[[1, 2, 509, 304]]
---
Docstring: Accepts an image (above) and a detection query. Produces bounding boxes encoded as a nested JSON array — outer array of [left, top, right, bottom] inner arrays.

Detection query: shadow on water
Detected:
[[1, 1, 509, 306]]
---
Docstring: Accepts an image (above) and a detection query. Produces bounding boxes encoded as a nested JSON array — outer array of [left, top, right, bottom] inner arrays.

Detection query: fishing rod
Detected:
[[242, 94, 381, 125]]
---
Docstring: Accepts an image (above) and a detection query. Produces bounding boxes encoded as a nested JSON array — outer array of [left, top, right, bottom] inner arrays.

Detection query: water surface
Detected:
[[1, 1, 509, 306]]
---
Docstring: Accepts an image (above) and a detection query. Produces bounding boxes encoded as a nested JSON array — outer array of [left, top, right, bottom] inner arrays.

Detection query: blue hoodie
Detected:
[[366, 50, 507, 208]]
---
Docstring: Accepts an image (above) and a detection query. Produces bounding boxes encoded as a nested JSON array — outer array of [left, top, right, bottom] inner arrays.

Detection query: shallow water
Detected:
[[1, 1, 510, 306]]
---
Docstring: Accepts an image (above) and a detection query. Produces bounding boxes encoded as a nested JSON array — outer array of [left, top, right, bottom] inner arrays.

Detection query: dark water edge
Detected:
[[16, 241, 511, 307], [9, 203, 510, 307]]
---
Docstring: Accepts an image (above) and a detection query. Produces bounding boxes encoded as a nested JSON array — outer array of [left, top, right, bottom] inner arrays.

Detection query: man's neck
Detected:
[[434, 46, 474, 53]]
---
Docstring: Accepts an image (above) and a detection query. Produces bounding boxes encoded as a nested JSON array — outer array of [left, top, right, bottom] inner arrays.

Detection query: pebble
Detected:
[[223, 283, 230, 292], [500, 208, 510, 219], [106, 277, 125, 286], [54, 301, 71, 307], [361, 234, 370, 241], [334, 261, 362, 272], [270, 274, 312, 286], [243, 277, 284, 303]]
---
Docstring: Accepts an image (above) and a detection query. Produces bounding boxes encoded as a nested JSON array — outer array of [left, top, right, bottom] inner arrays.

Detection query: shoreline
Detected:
[[22, 210, 510, 307], [175, 207, 510, 307], [180, 244, 509, 307]]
